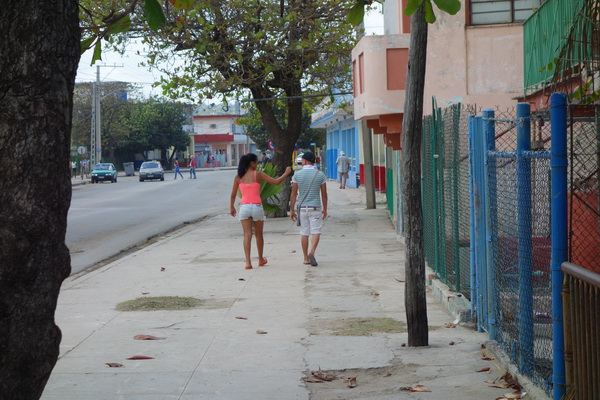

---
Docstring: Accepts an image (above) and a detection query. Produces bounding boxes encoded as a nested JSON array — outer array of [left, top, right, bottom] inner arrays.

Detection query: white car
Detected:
[[295, 153, 304, 165], [139, 161, 165, 182]]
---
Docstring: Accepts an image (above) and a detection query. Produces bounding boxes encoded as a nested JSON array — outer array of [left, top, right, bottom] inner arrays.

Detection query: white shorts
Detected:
[[239, 204, 265, 221], [299, 209, 323, 236]]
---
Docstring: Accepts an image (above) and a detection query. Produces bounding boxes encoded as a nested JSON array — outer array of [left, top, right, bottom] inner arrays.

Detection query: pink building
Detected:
[[352, 0, 539, 222]]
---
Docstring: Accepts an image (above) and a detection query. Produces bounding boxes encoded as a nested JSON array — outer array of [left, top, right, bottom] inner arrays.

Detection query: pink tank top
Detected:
[[239, 171, 262, 204]]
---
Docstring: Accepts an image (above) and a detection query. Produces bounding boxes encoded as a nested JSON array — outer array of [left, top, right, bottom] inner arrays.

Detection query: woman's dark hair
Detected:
[[237, 153, 258, 177]]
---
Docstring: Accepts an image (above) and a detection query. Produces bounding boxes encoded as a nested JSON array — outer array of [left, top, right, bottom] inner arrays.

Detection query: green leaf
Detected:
[[145, 0, 166, 31], [106, 15, 132, 36], [91, 40, 102, 65], [404, 0, 424, 16], [80, 36, 95, 53], [424, 0, 436, 23], [168, 0, 194, 9], [346, 2, 365, 27], [432, 0, 461, 15]]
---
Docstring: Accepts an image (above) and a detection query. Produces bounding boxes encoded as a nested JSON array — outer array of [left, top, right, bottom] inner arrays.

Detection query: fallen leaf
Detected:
[[489, 384, 511, 389], [106, 363, 124, 368], [481, 356, 495, 361], [411, 385, 431, 392], [291, 250, 297, 253], [160, 267, 166, 271], [445, 322, 456, 328], [311, 367, 336, 382], [235, 316, 248, 320], [346, 376, 357, 388], [340, 234, 346, 237], [371, 291, 379, 296], [141, 292, 150, 295], [395, 278, 405, 282], [133, 334, 165, 340], [303, 379, 324, 383], [256, 329, 268, 334], [126, 355, 154, 360], [449, 341, 456, 345], [238, 278, 245, 281], [401, 343, 406, 347], [476, 367, 491, 373]]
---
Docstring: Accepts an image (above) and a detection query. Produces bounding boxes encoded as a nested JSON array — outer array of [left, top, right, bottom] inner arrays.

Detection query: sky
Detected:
[[75, 5, 384, 99]]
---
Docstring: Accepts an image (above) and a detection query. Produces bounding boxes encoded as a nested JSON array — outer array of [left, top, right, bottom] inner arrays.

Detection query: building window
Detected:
[[358, 53, 365, 94], [386, 48, 408, 91], [470, 0, 543, 25]]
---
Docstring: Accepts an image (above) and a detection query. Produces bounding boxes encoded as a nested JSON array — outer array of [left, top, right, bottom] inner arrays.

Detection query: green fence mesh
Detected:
[[422, 103, 472, 298]]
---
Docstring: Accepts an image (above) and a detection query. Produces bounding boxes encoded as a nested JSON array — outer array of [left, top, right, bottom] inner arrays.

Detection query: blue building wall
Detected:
[[325, 119, 360, 188]]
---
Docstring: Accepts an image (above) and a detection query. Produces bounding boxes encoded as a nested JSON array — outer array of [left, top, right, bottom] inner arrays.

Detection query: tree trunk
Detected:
[[252, 86, 304, 217], [0, 1, 80, 398], [401, 4, 429, 347]]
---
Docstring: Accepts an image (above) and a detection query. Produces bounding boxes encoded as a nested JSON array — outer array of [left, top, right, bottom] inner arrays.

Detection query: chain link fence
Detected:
[[568, 106, 600, 273], [485, 108, 553, 393], [422, 103, 472, 298]]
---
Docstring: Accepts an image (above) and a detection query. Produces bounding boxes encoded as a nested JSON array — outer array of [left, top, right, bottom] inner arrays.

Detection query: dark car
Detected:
[[91, 163, 118, 183], [139, 161, 165, 182]]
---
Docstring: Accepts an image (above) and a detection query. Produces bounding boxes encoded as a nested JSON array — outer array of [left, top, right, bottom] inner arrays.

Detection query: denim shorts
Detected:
[[239, 203, 265, 221]]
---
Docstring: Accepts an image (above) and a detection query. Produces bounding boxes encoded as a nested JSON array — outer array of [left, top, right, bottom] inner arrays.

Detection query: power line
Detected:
[[240, 92, 353, 103]]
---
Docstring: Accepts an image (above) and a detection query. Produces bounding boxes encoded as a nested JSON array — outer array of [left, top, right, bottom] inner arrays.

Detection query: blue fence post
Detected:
[[516, 102, 534, 375], [482, 109, 497, 340], [470, 114, 488, 332], [468, 115, 477, 319], [550, 92, 568, 400]]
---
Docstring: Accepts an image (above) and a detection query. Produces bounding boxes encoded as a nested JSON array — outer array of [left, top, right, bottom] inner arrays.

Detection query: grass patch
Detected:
[[330, 317, 407, 336], [116, 296, 203, 311]]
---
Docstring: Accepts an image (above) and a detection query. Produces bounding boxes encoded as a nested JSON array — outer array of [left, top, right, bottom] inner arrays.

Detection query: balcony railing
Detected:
[[562, 262, 600, 400], [523, 0, 590, 96]]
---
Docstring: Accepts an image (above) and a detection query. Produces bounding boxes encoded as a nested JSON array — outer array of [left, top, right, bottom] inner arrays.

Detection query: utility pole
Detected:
[[90, 64, 123, 166]]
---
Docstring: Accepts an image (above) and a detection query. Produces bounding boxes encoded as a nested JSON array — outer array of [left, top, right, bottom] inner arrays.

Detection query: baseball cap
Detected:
[[339, 151, 345, 156], [302, 151, 316, 163]]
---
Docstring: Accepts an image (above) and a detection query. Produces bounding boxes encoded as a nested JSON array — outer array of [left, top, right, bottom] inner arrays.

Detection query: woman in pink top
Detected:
[[230, 153, 292, 269]]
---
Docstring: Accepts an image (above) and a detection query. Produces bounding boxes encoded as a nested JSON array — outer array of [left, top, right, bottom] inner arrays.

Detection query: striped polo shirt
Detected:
[[292, 166, 327, 208]]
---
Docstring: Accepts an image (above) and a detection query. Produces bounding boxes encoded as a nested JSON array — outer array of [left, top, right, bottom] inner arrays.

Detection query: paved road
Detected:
[[67, 169, 234, 275]]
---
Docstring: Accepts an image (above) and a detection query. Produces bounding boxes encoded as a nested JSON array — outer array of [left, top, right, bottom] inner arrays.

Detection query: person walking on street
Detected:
[[230, 153, 292, 270], [174, 159, 184, 179], [290, 151, 328, 266], [189, 156, 197, 179], [336, 150, 350, 189]]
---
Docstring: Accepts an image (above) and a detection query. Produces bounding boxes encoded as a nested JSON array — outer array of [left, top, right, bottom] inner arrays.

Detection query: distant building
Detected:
[[190, 102, 255, 166]]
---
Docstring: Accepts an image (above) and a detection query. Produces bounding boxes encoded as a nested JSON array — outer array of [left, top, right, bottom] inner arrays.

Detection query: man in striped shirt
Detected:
[[290, 151, 328, 266]]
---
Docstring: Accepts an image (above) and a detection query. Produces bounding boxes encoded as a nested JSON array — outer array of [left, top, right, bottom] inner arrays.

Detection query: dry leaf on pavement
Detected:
[[106, 363, 124, 368], [126, 355, 154, 360], [133, 334, 165, 340], [346, 377, 357, 388], [481, 355, 495, 361], [256, 330, 268, 334], [160, 267, 166, 271], [449, 341, 456, 345], [303, 379, 324, 383], [400, 385, 431, 392], [476, 367, 491, 373], [235, 316, 248, 320], [311, 367, 336, 382], [445, 322, 456, 328], [141, 292, 150, 295]]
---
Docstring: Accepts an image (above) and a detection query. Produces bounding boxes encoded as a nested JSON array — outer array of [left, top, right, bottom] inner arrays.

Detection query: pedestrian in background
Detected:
[[290, 151, 328, 266], [189, 156, 197, 179], [230, 153, 292, 270], [174, 159, 184, 179], [336, 150, 350, 189]]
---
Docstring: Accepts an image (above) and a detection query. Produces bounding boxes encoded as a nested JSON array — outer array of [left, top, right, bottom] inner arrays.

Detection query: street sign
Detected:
[[77, 146, 87, 155]]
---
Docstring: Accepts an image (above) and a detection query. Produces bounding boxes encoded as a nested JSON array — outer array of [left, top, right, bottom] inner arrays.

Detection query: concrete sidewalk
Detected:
[[43, 185, 514, 400]]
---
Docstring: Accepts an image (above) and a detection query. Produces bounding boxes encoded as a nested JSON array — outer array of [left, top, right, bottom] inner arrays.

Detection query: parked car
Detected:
[[91, 163, 118, 183], [139, 161, 165, 182], [295, 153, 304, 165]]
